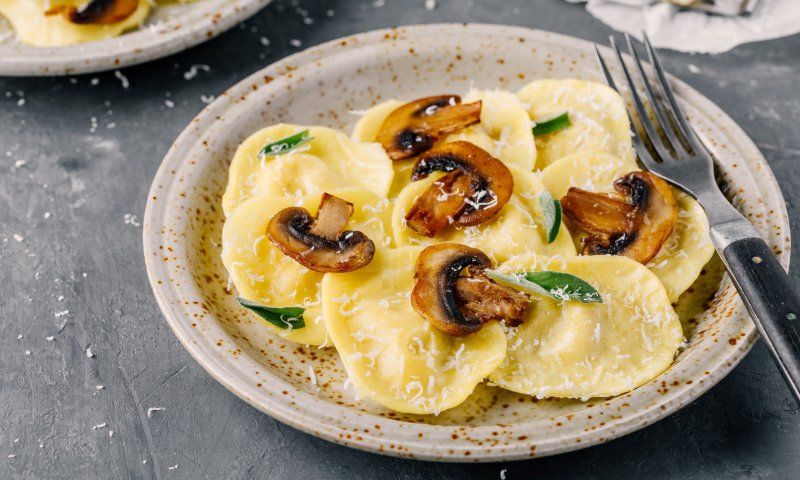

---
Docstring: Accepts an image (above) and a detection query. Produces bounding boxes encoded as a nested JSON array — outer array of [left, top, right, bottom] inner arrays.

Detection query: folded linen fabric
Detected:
[[566, 0, 800, 53]]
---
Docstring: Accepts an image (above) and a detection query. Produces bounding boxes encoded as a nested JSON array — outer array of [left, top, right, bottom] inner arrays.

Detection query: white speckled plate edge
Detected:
[[143, 24, 791, 462], [0, 0, 272, 76]]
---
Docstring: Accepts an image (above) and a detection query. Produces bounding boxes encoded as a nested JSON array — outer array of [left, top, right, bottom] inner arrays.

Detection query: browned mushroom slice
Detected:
[[411, 243, 530, 336], [561, 188, 636, 235], [267, 193, 375, 273], [46, 0, 139, 24], [613, 172, 678, 263], [404, 170, 473, 237], [405, 141, 514, 237], [376, 95, 482, 160], [561, 171, 678, 264]]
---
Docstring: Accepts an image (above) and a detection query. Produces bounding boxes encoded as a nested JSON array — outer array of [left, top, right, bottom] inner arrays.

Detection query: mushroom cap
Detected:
[[46, 0, 139, 24], [376, 95, 482, 160], [267, 193, 376, 273], [411, 243, 529, 336], [561, 171, 678, 264], [405, 141, 514, 237]]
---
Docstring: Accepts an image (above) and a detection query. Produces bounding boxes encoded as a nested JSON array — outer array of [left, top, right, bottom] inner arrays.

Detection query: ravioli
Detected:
[[541, 153, 714, 301], [391, 168, 576, 264], [222, 124, 393, 216], [517, 79, 636, 169], [321, 247, 507, 414], [219, 82, 717, 412], [222, 188, 393, 346], [0, 0, 151, 47], [488, 254, 683, 399]]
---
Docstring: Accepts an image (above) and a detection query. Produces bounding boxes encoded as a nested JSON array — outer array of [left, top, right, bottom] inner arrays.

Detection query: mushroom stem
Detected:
[[308, 193, 353, 239], [455, 268, 529, 327]]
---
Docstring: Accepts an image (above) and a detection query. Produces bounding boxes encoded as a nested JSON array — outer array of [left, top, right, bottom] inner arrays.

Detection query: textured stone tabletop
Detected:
[[1, 0, 799, 478]]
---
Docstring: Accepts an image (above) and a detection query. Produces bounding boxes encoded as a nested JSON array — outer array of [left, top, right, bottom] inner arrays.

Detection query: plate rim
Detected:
[[143, 23, 792, 462], [0, 0, 272, 76]]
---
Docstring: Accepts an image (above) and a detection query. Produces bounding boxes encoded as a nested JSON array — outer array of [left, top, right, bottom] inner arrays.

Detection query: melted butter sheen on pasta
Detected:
[[488, 254, 683, 399], [517, 79, 636, 169], [222, 188, 393, 346], [322, 247, 507, 414], [222, 124, 394, 216], [541, 152, 714, 301]]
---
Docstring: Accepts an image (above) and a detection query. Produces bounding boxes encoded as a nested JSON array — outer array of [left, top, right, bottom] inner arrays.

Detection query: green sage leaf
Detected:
[[237, 297, 306, 329], [532, 112, 571, 136], [538, 190, 562, 244], [485, 269, 602, 304], [258, 129, 313, 158]]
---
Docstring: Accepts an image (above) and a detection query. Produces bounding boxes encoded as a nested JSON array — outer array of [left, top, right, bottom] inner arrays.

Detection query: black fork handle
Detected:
[[713, 221, 800, 403]]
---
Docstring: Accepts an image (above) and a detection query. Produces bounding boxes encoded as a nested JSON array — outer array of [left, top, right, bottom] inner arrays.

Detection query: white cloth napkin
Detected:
[[568, 0, 800, 53]]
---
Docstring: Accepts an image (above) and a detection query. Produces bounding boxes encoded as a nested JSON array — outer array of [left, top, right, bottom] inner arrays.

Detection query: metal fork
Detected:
[[596, 33, 800, 404]]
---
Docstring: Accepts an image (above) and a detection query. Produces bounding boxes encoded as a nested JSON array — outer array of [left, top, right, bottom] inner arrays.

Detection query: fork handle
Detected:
[[713, 222, 800, 403]]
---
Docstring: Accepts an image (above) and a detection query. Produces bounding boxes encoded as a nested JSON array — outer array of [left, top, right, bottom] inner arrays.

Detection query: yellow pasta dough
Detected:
[[443, 90, 537, 172], [648, 193, 714, 301], [517, 79, 636, 169], [321, 247, 507, 414], [222, 188, 393, 346], [539, 151, 639, 198], [351, 99, 403, 144], [222, 124, 394, 216], [351, 99, 414, 197], [0, 0, 151, 47], [488, 254, 683, 399], [541, 152, 714, 301]]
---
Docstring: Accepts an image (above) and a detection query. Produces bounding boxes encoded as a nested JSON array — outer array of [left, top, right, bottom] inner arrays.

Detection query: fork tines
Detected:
[[594, 33, 708, 170]]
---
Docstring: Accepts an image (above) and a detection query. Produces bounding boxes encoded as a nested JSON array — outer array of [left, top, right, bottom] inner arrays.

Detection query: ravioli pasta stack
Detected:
[[0, 0, 199, 47], [221, 79, 715, 415]]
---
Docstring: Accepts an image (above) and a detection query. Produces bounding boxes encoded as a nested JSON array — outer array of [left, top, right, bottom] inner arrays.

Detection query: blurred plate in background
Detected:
[[0, 0, 272, 76]]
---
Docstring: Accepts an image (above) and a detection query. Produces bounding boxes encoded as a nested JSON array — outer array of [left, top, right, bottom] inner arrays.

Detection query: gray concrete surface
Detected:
[[1, 0, 799, 478]]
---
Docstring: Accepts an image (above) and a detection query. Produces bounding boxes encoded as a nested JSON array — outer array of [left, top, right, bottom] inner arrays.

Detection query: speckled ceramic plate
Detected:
[[143, 24, 791, 462], [0, 0, 271, 76]]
